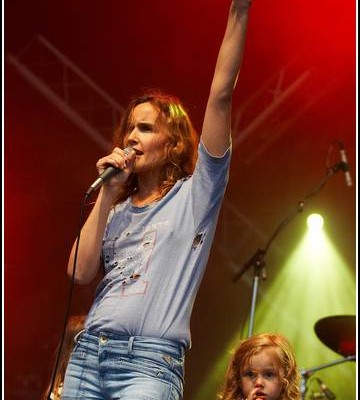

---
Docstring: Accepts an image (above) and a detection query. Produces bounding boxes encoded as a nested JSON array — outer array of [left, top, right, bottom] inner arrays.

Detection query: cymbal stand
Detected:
[[232, 161, 348, 338], [299, 355, 356, 399]]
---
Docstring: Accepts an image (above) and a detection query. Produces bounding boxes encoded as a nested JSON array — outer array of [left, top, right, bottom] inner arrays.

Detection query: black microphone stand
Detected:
[[232, 161, 349, 338]]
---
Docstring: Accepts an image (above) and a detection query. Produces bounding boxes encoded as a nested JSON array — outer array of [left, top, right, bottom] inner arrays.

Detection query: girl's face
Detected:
[[240, 348, 284, 400], [124, 102, 171, 178]]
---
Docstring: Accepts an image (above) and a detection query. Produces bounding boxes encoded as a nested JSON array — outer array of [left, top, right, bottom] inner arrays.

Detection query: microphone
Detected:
[[316, 378, 336, 400], [338, 142, 353, 187], [86, 147, 134, 195]]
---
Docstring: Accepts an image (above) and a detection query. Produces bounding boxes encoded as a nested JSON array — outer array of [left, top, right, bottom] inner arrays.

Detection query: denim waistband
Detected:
[[81, 329, 186, 358]]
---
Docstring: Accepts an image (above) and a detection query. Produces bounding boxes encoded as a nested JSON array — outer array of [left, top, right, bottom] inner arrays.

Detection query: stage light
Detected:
[[307, 213, 324, 230], [193, 215, 355, 400]]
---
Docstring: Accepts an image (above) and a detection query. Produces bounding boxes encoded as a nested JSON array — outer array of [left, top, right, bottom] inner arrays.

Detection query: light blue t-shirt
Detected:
[[85, 140, 231, 349]]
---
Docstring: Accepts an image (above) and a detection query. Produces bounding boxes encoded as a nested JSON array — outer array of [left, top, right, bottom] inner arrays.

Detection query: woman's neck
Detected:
[[131, 176, 163, 207]]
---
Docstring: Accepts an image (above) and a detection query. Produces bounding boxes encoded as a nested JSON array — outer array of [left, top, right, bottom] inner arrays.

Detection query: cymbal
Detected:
[[314, 315, 356, 357]]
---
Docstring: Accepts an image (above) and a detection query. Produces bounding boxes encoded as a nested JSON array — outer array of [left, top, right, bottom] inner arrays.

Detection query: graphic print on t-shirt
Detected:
[[119, 229, 157, 296]]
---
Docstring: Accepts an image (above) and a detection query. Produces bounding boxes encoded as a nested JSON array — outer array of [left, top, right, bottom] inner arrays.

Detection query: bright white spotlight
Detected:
[[307, 213, 324, 230]]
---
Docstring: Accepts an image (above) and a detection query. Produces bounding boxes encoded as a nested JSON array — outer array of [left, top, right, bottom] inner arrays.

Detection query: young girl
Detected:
[[219, 333, 301, 400]]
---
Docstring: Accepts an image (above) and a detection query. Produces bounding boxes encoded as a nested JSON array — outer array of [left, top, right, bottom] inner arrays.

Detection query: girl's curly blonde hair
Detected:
[[218, 332, 301, 400]]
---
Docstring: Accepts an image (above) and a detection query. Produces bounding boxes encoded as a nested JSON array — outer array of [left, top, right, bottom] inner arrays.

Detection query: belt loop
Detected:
[[73, 328, 86, 344], [180, 344, 185, 358], [127, 336, 135, 354]]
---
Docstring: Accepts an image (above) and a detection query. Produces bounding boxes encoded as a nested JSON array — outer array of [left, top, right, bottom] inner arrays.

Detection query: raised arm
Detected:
[[201, 0, 252, 156]]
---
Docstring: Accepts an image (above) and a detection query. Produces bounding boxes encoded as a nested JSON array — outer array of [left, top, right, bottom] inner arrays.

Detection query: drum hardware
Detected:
[[300, 315, 356, 399]]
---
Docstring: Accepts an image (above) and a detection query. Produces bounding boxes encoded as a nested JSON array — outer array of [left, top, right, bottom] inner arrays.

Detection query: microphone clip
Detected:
[[331, 161, 349, 173]]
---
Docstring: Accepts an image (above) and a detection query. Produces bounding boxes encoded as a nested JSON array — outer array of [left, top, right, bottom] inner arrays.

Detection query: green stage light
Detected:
[[194, 218, 355, 400], [307, 213, 324, 230]]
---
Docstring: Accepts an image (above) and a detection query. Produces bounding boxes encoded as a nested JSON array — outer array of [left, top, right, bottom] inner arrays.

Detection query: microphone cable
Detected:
[[46, 192, 91, 400], [46, 146, 133, 398]]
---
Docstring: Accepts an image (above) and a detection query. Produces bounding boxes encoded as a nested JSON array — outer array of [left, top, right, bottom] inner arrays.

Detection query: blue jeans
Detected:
[[61, 330, 185, 400]]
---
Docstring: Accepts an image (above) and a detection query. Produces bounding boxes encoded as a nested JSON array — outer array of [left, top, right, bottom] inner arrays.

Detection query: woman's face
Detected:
[[124, 102, 171, 178], [240, 348, 284, 400]]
